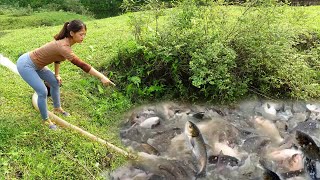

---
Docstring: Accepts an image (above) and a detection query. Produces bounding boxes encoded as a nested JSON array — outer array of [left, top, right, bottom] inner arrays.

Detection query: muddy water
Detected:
[[110, 100, 320, 180]]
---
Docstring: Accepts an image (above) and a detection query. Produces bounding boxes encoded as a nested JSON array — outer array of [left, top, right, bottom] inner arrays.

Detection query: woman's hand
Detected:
[[88, 67, 116, 86], [101, 76, 116, 86], [55, 75, 62, 86]]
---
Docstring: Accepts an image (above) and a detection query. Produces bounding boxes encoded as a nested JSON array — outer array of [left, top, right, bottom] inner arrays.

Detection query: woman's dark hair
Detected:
[[54, 20, 87, 40]]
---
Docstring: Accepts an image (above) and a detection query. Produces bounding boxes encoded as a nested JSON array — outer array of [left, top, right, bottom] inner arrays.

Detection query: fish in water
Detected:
[[185, 120, 207, 177], [139, 116, 160, 129], [280, 169, 305, 179], [187, 111, 205, 120], [140, 143, 160, 156], [208, 153, 239, 167], [260, 160, 281, 180], [132, 152, 194, 180], [253, 116, 284, 144], [263, 167, 281, 180], [295, 130, 320, 161], [304, 157, 320, 180]]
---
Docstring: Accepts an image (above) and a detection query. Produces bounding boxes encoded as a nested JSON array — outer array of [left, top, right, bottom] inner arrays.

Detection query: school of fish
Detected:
[[109, 100, 320, 180]]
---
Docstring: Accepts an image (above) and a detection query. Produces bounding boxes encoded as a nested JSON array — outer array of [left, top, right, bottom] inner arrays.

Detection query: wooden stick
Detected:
[[32, 93, 137, 159], [0, 59, 137, 159]]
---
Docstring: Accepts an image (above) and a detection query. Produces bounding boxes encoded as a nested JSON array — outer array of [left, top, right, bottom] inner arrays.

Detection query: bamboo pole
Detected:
[[32, 92, 137, 159], [0, 56, 137, 159]]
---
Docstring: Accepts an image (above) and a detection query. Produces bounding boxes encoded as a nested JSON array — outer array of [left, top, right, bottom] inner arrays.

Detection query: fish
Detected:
[[139, 116, 160, 129], [259, 102, 278, 121], [132, 152, 194, 180], [306, 104, 320, 113], [304, 157, 318, 179], [242, 135, 271, 154], [260, 160, 281, 180], [208, 154, 239, 167], [140, 143, 160, 156], [263, 167, 281, 180], [280, 169, 305, 179], [295, 130, 320, 160], [187, 111, 205, 120], [253, 116, 284, 144], [185, 120, 207, 177], [266, 148, 304, 173]]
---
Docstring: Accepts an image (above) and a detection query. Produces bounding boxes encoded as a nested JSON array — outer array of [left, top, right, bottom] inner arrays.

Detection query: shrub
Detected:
[[110, 0, 320, 102]]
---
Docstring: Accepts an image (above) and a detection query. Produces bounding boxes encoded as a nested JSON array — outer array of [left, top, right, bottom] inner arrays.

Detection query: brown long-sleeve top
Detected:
[[30, 39, 91, 72]]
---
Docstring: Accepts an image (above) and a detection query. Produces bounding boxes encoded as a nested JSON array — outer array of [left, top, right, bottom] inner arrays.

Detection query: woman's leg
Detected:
[[37, 66, 70, 116], [16, 53, 49, 120], [36, 66, 61, 108]]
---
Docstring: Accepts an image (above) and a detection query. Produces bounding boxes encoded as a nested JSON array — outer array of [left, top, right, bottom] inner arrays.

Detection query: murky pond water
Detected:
[[109, 100, 320, 180]]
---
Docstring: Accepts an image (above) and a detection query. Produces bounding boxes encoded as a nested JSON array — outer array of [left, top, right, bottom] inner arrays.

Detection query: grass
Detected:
[[0, 11, 94, 31], [0, 5, 320, 179], [0, 11, 134, 179]]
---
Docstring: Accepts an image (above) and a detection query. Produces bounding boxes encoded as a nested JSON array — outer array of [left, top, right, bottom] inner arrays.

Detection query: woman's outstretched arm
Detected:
[[68, 55, 115, 86], [88, 67, 115, 86]]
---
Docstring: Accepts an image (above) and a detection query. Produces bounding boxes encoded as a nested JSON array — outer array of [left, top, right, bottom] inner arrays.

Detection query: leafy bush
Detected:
[[0, 11, 93, 30], [0, 0, 91, 17], [79, 0, 123, 18], [110, 0, 320, 102], [0, 5, 32, 16]]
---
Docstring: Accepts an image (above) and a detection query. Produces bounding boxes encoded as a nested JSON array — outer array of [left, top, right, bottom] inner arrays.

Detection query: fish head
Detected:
[[295, 130, 313, 146], [295, 130, 320, 160], [185, 120, 200, 137]]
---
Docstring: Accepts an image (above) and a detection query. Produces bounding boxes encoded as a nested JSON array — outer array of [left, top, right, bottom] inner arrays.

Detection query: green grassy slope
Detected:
[[0, 12, 133, 179]]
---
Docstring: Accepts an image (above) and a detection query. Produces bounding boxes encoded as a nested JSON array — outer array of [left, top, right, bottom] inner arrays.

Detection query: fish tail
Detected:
[[196, 168, 206, 178]]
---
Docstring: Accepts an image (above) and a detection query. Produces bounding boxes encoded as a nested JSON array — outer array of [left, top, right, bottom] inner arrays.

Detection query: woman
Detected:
[[17, 20, 115, 130]]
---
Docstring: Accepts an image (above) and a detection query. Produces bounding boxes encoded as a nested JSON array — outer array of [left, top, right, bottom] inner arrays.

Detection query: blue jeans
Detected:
[[17, 53, 61, 120]]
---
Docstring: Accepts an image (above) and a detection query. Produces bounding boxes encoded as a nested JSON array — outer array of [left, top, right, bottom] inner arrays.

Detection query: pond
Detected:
[[110, 100, 320, 180]]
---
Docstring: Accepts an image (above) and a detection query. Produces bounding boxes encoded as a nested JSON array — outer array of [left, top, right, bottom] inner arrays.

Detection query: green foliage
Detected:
[[111, 0, 320, 102], [0, 0, 92, 15], [0, 5, 33, 16], [229, 4, 320, 99], [0, 0, 123, 18], [79, 0, 123, 18], [0, 11, 93, 31]]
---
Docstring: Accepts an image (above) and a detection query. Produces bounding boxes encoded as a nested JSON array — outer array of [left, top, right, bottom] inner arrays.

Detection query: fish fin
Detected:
[[259, 159, 281, 180], [216, 150, 224, 167], [190, 138, 195, 148], [267, 103, 271, 109], [195, 170, 206, 178]]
